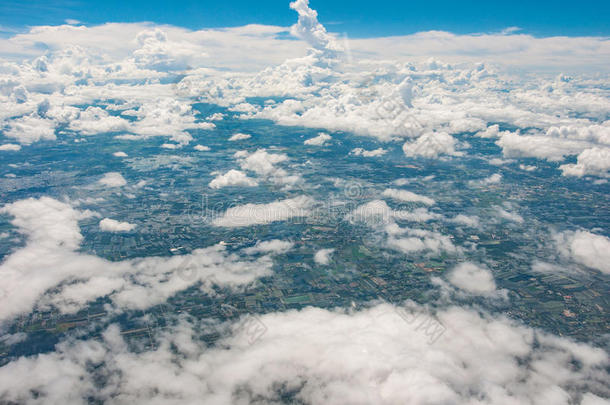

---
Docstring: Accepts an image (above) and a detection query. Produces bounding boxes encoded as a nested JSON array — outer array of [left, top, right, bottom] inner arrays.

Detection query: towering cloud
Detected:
[[289, 0, 341, 55]]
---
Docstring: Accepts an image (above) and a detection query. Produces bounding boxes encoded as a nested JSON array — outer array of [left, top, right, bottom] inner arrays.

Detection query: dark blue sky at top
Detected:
[[1, 0, 609, 37]]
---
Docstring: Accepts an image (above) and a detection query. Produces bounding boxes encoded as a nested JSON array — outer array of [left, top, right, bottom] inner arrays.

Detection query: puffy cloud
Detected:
[[350, 147, 387, 157], [99, 218, 136, 232], [387, 229, 457, 255], [194, 144, 210, 151], [402, 132, 461, 158], [209, 169, 259, 189], [469, 173, 502, 186], [0, 197, 275, 321], [98, 172, 127, 187], [289, 0, 340, 55], [234, 148, 301, 186], [0, 143, 21, 151], [451, 214, 480, 228], [381, 188, 435, 205], [476, 124, 501, 138], [126, 98, 211, 145], [348, 200, 442, 228], [347, 200, 394, 226], [132, 28, 202, 72], [554, 230, 610, 274], [112, 151, 128, 157], [560, 147, 610, 178], [212, 195, 314, 227], [0, 303, 606, 404], [313, 248, 334, 265], [229, 132, 252, 141], [3, 115, 56, 144], [497, 124, 610, 165], [243, 239, 294, 255], [304, 132, 331, 146], [447, 262, 497, 295], [68, 106, 130, 135], [494, 206, 524, 224]]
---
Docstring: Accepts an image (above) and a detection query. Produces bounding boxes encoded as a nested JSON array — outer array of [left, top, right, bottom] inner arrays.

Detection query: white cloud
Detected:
[[99, 218, 136, 232], [304, 132, 331, 146], [209, 169, 259, 189], [0, 197, 275, 321], [402, 132, 461, 158], [212, 195, 313, 227], [387, 229, 457, 255], [194, 144, 210, 151], [381, 188, 435, 205], [0, 144, 21, 151], [3, 115, 56, 144], [494, 206, 524, 224], [476, 124, 501, 138], [229, 133, 252, 141], [469, 173, 502, 186], [497, 125, 610, 166], [289, 0, 341, 55], [350, 147, 387, 157], [113, 151, 128, 157], [392, 208, 443, 222], [0, 303, 606, 404], [451, 214, 480, 228], [98, 172, 127, 187], [347, 200, 394, 226], [447, 262, 497, 295], [243, 239, 294, 255], [314, 248, 334, 265], [554, 230, 610, 274], [560, 147, 610, 178], [235, 148, 301, 186], [348, 200, 441, 227], [69, 106, 130, 135]]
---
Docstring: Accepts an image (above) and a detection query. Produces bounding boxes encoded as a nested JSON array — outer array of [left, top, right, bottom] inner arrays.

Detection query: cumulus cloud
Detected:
[[387, 229, 457, 255], [209, 169, 259, 189], [3, 115, 56, 144], [304, 132, 331, 146], [243, 239, 294, 255], [381, 188, 435, 205], [447, 262, 497, 295], [229, 133, 252, 141], [212, 195, 314, 227], [314, 248, 334, 265], [554, 230, 610, 274], [0, 144, 21, 151], [451, 214, 481, 228], [99, 218, 136, 232], [348, 200, 441, 226], [98, 172, 127, 187], [494, 206, 524, 224], [402, 132, 462, 158], [194, 144, 210, 151], [0, 302, 606, 404], [469, 173, 502, 186], [0, 197, 275, 321], [69, 106, 130, 135], [234, 148, 301, 186], [289, 0, 340, 55], [560, 147, 610, 178], [113, 151, 128, 157], [350, 147, 387, 157], [497, 125, 610, 168]]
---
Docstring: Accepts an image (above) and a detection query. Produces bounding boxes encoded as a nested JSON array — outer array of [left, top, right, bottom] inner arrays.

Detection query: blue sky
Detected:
[[1, 0, 609, 37]]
